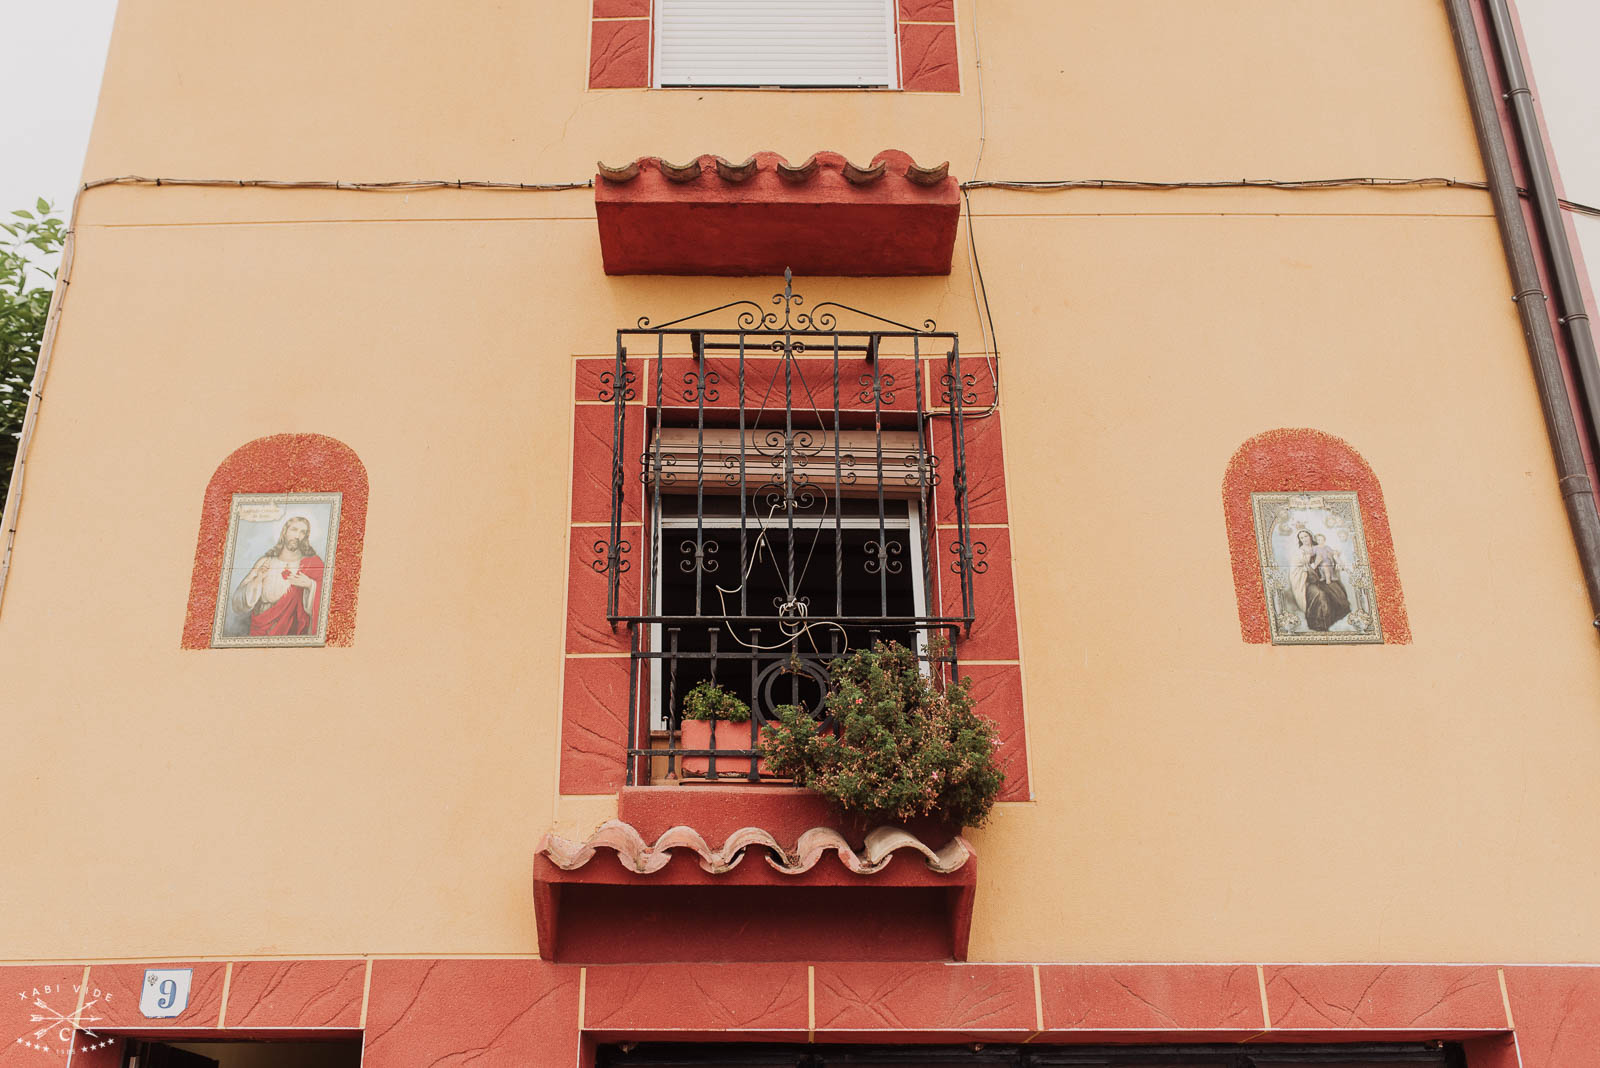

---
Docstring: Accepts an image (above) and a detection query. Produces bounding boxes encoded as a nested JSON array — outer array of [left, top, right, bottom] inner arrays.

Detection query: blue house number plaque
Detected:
[[140, 968, 192, 1018]]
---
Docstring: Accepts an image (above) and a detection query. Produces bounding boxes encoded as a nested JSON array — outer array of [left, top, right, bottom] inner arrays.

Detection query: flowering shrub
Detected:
[[680, 679, 752, 723], [758, 641, 1004, 828]]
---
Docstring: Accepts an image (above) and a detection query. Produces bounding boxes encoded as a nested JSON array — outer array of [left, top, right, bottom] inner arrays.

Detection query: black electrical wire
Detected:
[[960, 174, 1600, 219], [960, 185, 1002, 419]]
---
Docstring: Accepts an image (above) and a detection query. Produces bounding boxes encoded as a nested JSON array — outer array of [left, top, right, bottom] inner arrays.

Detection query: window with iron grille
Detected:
[[594, 274, 985, 784]]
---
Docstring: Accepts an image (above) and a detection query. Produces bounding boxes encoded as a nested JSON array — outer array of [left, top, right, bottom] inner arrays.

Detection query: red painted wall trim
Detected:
[[14, 958, 1600, 1067], [180, 434, 369, 649], [561, 357, 1028, 801], [1222, 428, 1411, 645], [899, 6, 960, 93]]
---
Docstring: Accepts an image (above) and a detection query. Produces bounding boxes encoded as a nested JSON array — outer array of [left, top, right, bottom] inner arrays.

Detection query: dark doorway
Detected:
[[121, 1039, 362, 1068], [598, 1043, 1466, 1068]]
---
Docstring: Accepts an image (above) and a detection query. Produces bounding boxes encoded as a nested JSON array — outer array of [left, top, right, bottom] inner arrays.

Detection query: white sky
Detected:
[[0, 2, 1594, 257], [1516, 1, 1600, 293], [0, 1, 119, 218]]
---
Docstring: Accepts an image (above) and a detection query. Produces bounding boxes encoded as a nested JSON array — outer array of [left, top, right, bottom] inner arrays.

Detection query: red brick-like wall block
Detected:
[[14, 957, 1600, 1065], [899, 0, 959, 91], [589, 0, 650, 89]]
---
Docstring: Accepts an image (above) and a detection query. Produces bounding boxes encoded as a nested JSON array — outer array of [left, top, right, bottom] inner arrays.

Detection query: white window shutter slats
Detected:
[[650, 429, 924, 496], [654, 0, 899, 88]]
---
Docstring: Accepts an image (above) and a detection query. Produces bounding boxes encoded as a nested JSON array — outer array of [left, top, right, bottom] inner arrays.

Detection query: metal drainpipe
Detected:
[[1483, 0, 1600, 445], [1444, 0, 1600, 627]]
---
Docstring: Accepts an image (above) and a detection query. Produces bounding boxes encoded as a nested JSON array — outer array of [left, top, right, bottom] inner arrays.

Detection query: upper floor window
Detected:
[[653, 0, 900, 88]]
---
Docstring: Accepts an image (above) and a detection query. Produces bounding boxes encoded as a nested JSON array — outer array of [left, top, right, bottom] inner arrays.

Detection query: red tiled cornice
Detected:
[[540, 819, 975, 876], [593, 149, 960, 276], [597, 150, 950, 188]]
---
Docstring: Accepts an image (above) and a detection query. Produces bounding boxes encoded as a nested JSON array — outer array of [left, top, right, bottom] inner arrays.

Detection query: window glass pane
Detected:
[[655, 522, 922, 732]]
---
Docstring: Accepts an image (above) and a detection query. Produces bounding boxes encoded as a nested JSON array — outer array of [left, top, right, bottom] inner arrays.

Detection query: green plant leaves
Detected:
[[680, 678, 752, 723], [757, 641, 1004, 829], [0, 199, 65, 503]]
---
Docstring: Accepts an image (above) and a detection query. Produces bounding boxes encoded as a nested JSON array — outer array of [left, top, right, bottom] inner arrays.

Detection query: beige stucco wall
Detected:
[[3, 0, 1599, 964]]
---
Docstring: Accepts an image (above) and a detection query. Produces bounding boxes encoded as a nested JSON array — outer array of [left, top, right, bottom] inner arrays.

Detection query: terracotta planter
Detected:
[[678, 718, 764, 778]]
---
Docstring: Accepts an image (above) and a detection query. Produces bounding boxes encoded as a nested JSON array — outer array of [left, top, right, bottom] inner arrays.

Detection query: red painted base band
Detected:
[[5, 958, 1595, 1067]]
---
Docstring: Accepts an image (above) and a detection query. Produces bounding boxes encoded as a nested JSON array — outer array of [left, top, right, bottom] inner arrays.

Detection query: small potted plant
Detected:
[[758, 641, 1004, 828], [677, 679, 755, 778]]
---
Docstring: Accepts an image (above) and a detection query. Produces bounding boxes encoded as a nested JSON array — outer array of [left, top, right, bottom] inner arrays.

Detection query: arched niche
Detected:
[[181, 434, 368, 649], [1222, 428, 1410, 645]]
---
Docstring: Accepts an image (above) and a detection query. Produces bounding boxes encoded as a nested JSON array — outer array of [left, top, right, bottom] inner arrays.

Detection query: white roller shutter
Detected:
[[649, 429, 924, 496], [654, 0, 899, 88]]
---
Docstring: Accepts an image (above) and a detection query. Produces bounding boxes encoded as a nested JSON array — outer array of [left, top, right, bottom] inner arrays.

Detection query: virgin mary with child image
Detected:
[[1289, 529, 1351, 632]]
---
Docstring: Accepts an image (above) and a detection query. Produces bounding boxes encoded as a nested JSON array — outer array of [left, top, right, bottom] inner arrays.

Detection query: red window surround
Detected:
[[1222, 427, 1411, 645], [560, 353, 1028, 801], [588, 0, 650, 89], [587, 0, 960, 91], [180, 433, 369, 649]]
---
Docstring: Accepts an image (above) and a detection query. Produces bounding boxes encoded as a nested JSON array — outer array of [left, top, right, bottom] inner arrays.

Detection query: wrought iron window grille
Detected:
[[595, 271, 986, 785]]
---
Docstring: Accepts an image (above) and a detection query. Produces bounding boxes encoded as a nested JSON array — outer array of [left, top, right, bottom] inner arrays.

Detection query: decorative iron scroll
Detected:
[[599, 271, 982, 785]]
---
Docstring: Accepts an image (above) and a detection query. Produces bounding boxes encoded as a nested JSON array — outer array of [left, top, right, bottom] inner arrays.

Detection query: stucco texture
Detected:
[[2, 0, 1598, 966]]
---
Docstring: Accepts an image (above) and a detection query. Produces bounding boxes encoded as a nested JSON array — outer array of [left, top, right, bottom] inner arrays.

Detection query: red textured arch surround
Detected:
[[181, 434, 369, 649], [1223, 428, 1410, 645]]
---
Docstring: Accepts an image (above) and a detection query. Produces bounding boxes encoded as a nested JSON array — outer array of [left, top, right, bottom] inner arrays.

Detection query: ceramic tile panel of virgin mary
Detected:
[[1250, 491, 1382, 645], [210, 493, 342, 648]]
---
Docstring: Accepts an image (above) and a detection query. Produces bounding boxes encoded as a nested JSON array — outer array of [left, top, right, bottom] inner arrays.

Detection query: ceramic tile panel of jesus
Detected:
[[1250, 491, 1383, 645], [211, 493, 342, 648]]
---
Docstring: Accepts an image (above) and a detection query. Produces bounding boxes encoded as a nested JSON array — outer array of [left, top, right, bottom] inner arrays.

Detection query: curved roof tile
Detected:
[[540, 819, 975, 876], [596, 150, 952, 189], [594, 149, 960, 275]]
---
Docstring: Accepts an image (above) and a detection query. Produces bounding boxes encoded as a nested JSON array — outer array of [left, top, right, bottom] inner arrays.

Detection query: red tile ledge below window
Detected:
[[615, 784, 963, 848], [533, 812, 977, 963], [594, 150, 960, 276]]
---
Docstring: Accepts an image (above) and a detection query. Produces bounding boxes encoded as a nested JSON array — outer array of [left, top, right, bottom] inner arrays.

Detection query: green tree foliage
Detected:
[[0, 200, 65, 506], [759, 641, 1005, 828]]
